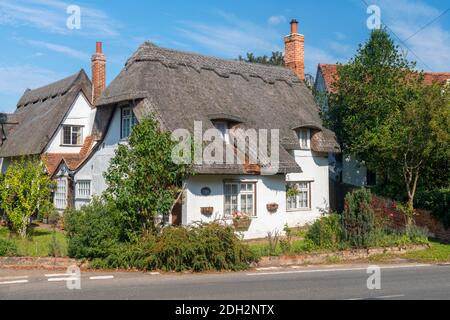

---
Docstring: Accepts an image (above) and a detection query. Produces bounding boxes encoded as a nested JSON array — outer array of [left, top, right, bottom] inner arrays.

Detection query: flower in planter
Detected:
[[266, 203, 279, 213], [232, 211, 251, 222]]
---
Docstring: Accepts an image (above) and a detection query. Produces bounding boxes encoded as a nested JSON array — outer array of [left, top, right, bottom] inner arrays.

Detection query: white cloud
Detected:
[[374, 0, 450, 71], [27, 39, 89, 60], [268, 15, 286, 25], [304, 45, 341, 75], [0, 65, 60, 95], [0, 0, 120, 37], [176, 12, 282, 58]]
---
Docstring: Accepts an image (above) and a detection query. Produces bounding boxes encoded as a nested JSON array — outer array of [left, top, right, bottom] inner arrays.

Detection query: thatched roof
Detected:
[[0, 70, 92, 158], [94, 42, 340, 174]]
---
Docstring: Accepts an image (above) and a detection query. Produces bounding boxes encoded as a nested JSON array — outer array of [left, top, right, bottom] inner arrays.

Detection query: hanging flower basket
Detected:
[[200, 207, 214, 216], [232, 211, 252, 231], [266, 203, 279, 213]]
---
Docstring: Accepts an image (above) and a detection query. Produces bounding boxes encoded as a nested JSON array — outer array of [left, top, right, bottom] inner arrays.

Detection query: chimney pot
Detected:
[[96, 41, 102, 54], [290, 19, 299, 34]]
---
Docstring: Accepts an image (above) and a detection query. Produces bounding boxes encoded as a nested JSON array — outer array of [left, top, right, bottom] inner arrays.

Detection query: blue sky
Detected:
[[0, 0, 449, 112]]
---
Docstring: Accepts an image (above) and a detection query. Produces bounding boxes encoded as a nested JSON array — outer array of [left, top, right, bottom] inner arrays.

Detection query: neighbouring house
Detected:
[[73, 20, 340, 239], [315, 63, 450, 188], [0, 42, 107, 212]]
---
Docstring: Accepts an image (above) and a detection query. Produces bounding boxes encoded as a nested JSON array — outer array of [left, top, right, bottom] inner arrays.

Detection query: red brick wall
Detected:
[[284, 33, 305, 81], [91, 42, 106, 104]]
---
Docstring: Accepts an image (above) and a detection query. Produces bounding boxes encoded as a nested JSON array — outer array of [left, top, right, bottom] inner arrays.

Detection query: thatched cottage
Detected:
[[0, 43, 106, 210], [72, 20, 340, 239]]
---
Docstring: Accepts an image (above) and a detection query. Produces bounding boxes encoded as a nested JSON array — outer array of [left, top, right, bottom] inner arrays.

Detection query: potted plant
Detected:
[[232, 211, 252, 231], [200, 207, 214, 216], [266, 203, 279, 213], [286, 185, 299, 198]]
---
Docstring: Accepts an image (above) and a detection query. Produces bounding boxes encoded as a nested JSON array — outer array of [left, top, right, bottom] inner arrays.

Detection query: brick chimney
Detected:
[[91, 41, 106, 104], [284, 19, 305, 81]]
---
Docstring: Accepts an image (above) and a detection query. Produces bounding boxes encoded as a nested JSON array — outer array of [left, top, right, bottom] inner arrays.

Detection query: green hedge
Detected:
[[415, 189, 450, 228], [65, 200, 257, 272]]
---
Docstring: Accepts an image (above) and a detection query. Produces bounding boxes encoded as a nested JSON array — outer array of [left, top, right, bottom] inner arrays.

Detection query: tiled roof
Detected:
[[317, 64, 450, 93], [43, 135, 94, 176], [317, 64, 339, 93]]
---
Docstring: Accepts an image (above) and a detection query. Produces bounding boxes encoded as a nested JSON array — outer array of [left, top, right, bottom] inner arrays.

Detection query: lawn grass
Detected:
[[0, 226, 68, 257], [403, 241, 450, 263]]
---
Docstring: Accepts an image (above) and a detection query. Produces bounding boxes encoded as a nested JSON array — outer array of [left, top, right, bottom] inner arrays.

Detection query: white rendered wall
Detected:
[[184, 175, 290, 240], [44, 92, 95, 154], [74, 107, 122, 208]]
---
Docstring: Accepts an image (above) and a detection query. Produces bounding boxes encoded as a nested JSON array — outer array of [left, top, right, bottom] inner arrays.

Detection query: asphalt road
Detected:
[[1, 263, 449, 300]]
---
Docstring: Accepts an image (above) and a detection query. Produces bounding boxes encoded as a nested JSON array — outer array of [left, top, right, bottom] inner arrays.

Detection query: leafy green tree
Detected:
[[238, 51, 285, 66], [325, 28, 450, 209], [391, 82, 450, 210], [0, 157, 54, 238], [103, 115, 191, 235]]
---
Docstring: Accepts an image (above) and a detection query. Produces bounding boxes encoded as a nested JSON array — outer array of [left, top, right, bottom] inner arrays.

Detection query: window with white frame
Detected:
[[54, 178, 67, 210], [213, 121, 230, 144], [121, 107, 137, 139], [76, 180, 91, 198], [298, 129, 310, 150], [62, 125, 83, 146], [287, 182, 311, 210], [224, 182, 256, 216]]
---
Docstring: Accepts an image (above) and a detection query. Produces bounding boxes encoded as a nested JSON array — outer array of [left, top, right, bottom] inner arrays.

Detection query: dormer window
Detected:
[[213, 121, 230, 144], [62, 125, 83, 146], [298, 128, 310, 150], [121, 106, 137, 139]]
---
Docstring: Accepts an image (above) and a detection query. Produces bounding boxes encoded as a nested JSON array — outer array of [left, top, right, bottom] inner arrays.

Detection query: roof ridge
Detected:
[[17, 69, 86, 108], [124, 42, 299, 85]]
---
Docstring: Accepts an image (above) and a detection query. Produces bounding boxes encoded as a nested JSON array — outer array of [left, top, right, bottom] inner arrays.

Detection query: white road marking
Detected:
[[89, 276, 114, 280], [256, 267, 282, 271], [45, 273, 72, 277], [0, 279, 29, 285], [0, 275, 29, 281], [376, 294, 405, 299], [346, 294, 406, 300], [48, 277, 79, 282], [247, 264, 431, 276], [150, 272, 160, 275]]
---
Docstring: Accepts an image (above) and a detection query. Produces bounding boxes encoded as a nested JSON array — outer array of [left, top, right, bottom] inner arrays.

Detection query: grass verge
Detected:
[[0, 227, 68, 257]]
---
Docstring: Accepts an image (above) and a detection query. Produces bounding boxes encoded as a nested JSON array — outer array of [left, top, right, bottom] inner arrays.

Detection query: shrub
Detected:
[[405, 224, 430, 245], [64, 199, 126, 260], [343, 188, 376, 248], [305, 214, 345, 250], [415, 189, 450, 228], [149, 223, 257, 272], [48, 227, 63, 257], [90, 238, 155, 270], [0, 239, 18, 257]]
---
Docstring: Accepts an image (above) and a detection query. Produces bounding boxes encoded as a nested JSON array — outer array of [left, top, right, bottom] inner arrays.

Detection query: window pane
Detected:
[[63, 127, 71, 145], [55, 179, 67, 210]]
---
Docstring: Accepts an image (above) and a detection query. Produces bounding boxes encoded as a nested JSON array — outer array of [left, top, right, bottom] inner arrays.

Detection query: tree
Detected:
[[391, 82, 450, 211], [0, 157, 54, 238], [325, 28, 450, 210], [103, 115, 192, 236], [238, 52, 285, 66]]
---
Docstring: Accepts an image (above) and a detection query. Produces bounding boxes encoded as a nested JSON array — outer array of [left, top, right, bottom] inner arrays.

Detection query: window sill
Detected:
[[286, 208, 312, 213], [60, 144, 82, 147]]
